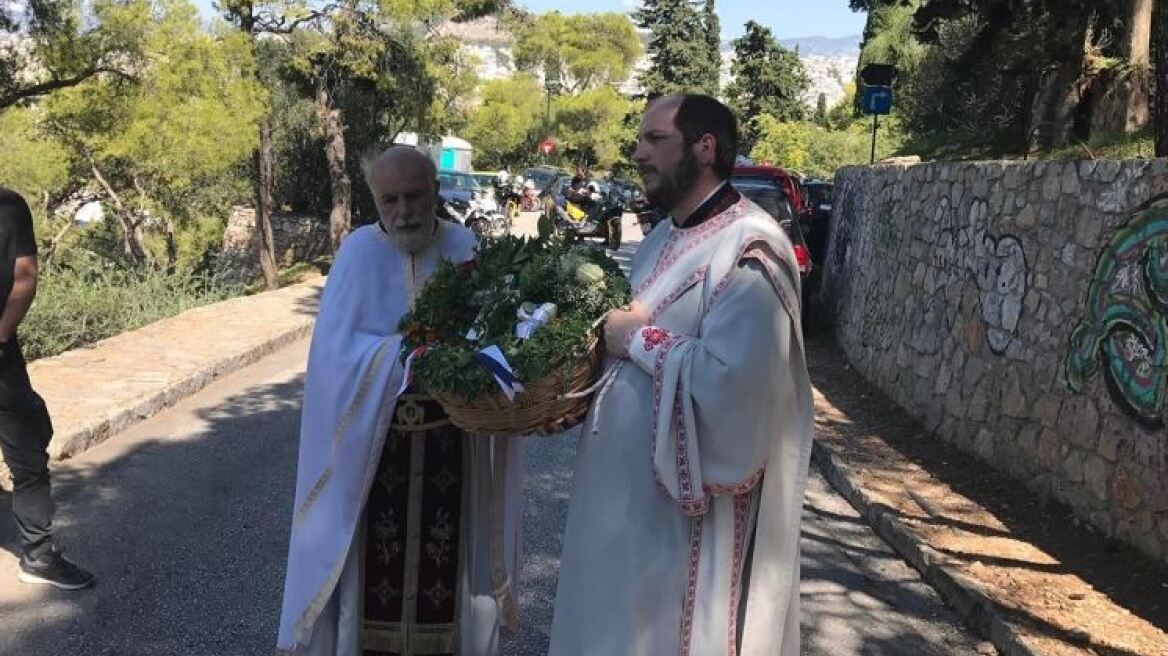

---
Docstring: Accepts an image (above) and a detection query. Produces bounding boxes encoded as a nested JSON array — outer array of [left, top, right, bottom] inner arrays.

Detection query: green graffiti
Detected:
[[1066, 195, 1168, 428]]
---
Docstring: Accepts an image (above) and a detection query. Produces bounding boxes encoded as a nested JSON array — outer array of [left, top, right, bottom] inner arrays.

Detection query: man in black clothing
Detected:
[[0, 187, 93, 590]]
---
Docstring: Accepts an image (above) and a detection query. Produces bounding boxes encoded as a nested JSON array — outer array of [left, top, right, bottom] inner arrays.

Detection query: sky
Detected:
[[192, 0, 867, 41], [516, 0, 866, 40]]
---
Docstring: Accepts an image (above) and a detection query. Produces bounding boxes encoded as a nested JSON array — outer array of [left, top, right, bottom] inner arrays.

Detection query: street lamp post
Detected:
[[544, 67, 562, 164]]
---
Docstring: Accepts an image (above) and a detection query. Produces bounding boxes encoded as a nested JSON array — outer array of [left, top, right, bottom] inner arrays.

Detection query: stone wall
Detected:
[[218, 207, 331, 283], [820, 159, 1168, 563]]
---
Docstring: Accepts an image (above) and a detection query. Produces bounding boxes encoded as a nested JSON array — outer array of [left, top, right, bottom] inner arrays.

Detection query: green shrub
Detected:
[[20, 265, 240, 362]]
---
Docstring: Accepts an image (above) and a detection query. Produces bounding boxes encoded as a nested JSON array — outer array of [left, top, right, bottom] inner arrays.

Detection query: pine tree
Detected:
[[725, 20, 810, 152], [815, 93, 829, 127], [634, 0, 719, 97], [703, 0, 723, 95]]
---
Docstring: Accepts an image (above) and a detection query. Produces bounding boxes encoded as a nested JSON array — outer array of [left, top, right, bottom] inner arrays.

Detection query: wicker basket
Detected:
[[431, 340, 601, 436]]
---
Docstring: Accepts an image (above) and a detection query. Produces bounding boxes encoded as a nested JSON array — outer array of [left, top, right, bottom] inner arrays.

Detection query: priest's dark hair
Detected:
[[673, 94, 739, 180]]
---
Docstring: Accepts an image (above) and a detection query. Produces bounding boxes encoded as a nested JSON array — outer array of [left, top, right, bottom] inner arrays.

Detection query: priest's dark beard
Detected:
[[645, 149, 701, 215]]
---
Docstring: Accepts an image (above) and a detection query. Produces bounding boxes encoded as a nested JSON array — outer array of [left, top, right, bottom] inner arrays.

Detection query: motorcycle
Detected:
[[632, 197, 666, 236], [442, 196, 510, 238], [550, 187, 624, 250], [495, 179, 524, 220], [520, 180, 542, 212]]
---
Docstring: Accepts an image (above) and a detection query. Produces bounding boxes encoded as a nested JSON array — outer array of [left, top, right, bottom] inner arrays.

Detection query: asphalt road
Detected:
[[0, 214, 984, 655]]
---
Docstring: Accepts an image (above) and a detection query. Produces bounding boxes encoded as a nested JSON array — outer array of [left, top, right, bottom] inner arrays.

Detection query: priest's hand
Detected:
[[604, 301, 649, 359]]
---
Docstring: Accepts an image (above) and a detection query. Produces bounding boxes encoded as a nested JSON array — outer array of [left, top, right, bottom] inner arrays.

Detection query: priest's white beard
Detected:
[[383, 213, 439, 253]]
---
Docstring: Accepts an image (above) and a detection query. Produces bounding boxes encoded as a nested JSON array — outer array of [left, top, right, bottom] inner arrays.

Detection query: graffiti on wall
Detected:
[[931, 197, 1029, 355], [1066, 194, 1168, 428]]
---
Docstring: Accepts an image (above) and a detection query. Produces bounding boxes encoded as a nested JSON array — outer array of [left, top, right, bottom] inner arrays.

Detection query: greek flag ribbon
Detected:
[[396, 345, 429, 397], [474, 345, 525, 401]]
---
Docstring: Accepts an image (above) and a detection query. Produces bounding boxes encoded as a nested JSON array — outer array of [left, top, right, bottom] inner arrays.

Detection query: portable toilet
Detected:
[[439, 136, 473, 173]]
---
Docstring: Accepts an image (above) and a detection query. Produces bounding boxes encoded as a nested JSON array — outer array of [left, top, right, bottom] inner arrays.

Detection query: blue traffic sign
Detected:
[[861, 85, 893, 115]]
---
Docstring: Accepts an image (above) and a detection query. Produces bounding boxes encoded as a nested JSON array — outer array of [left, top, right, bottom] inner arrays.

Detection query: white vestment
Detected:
[[277, 222, 525, 655], [549, 196, 814, 656]]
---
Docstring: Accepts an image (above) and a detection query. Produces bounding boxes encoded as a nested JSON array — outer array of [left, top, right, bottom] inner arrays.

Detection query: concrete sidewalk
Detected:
[[0, 277, 323, 489]]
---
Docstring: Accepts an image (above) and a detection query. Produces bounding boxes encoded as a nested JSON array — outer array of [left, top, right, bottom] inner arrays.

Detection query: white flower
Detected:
[[576, 263, 605, 286]]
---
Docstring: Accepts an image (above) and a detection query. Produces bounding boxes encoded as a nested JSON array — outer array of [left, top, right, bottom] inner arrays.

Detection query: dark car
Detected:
[[732, 181, 813, 280], [607, 178, 644, 211], [437, 170, 484, 205], [521, 166, 567, 194], [801, 180, 834, 265]]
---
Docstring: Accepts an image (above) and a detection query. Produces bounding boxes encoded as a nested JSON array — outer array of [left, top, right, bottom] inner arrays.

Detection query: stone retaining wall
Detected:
[[820, 159, 1168, 563], [218, 207, 331, 283]]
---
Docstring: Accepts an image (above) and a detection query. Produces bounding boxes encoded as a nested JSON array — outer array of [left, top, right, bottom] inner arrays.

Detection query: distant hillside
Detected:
[[719, 34, 862, 57], [778, 34, 862, 56]]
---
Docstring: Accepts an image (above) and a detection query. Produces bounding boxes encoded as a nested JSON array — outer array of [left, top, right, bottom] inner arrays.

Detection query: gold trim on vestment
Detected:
[[293, 335, 398, 528], [403, 434, 426, 647], [488, 435, 520, 630]]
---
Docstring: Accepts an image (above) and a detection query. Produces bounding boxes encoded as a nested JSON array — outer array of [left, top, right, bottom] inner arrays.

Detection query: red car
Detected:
[[730, 165, 813, 281]]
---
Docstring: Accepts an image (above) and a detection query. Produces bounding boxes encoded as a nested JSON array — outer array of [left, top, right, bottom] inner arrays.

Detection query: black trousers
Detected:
[[0, 337, 55, 559]]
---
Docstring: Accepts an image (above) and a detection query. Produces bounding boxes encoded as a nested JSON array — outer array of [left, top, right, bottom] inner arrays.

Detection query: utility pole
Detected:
[[544, 66, 562, 165]]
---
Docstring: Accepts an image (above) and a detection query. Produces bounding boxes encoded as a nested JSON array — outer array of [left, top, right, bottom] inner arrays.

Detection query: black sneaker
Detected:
[[18, 546, 94, 590]]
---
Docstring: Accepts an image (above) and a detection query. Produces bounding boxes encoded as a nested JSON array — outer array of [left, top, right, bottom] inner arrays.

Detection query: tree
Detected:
[[512, 12, 642, 93], [1156, 0, 1168, 155], [464, 74, 545, 169], [0, 107, 71, 223], [0, 0, 150, 109], [553, 86, 638, 169], [42, 0, 264, 269], [751, 115, 904, 179], [814, 93, 829, 127], [702, 0, 722, 93], [634, 0, 719, 97], [724, 20, 809, 152], [285, 7, 435, 252], [220, 0, 325, 289]]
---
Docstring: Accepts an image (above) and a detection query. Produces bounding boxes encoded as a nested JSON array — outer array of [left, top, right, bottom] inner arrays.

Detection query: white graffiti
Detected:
[[933, 198, 1029, 355]]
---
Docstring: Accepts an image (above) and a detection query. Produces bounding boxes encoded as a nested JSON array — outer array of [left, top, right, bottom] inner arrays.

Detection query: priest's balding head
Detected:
[[366, 146, 441, 253]]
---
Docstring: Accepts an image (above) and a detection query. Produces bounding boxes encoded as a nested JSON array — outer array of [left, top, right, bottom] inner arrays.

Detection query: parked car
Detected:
[[730, 167, 816, 324], [801, 180, 834, 266], [521, 165, 567, 194], [437, 170, 484, 205], [607, 178, 644, 211], [471, 171, 500, 193], [731, 165, 808, 226]]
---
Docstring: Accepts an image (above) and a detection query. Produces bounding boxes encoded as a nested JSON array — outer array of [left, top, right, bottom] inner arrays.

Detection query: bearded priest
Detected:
[[549, 95, 814, 656], [277, 146, 524, 656]]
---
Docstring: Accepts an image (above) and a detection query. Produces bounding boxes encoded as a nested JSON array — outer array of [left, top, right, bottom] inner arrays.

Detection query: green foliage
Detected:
[[827, 83, 859, 130], [553, 87, 638, 169], [725, 20, 810, 152], [464, 74, 545, 170], [399, 236, 630, 400], [512, 12, 642, 93], [751, 115, 904, 179], [850, 0, 1143, 156], [1, 0, 151, 108], [634, 0, 720, 96], [0, 107, 71, 222], [41, 0, 265, 265], [21, 264, 238, 361]]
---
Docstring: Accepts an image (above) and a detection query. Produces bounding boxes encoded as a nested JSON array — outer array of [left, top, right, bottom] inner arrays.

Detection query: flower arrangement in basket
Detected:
[[399, 235, 631, 435]]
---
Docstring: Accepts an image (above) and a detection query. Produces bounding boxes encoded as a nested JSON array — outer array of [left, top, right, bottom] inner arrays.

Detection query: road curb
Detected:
[[811, 439, 1040, 656], [49, 321, 314, 461], [0, 283, 320, 493]]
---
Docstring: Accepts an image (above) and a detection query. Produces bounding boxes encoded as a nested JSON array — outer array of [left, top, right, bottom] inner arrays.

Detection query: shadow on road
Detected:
[[804, 333, 1168, 650], [0, 374, 305, 656]]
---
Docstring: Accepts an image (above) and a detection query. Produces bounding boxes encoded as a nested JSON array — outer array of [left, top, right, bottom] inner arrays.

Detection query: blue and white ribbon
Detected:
[[475, 345, 526, 401]]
